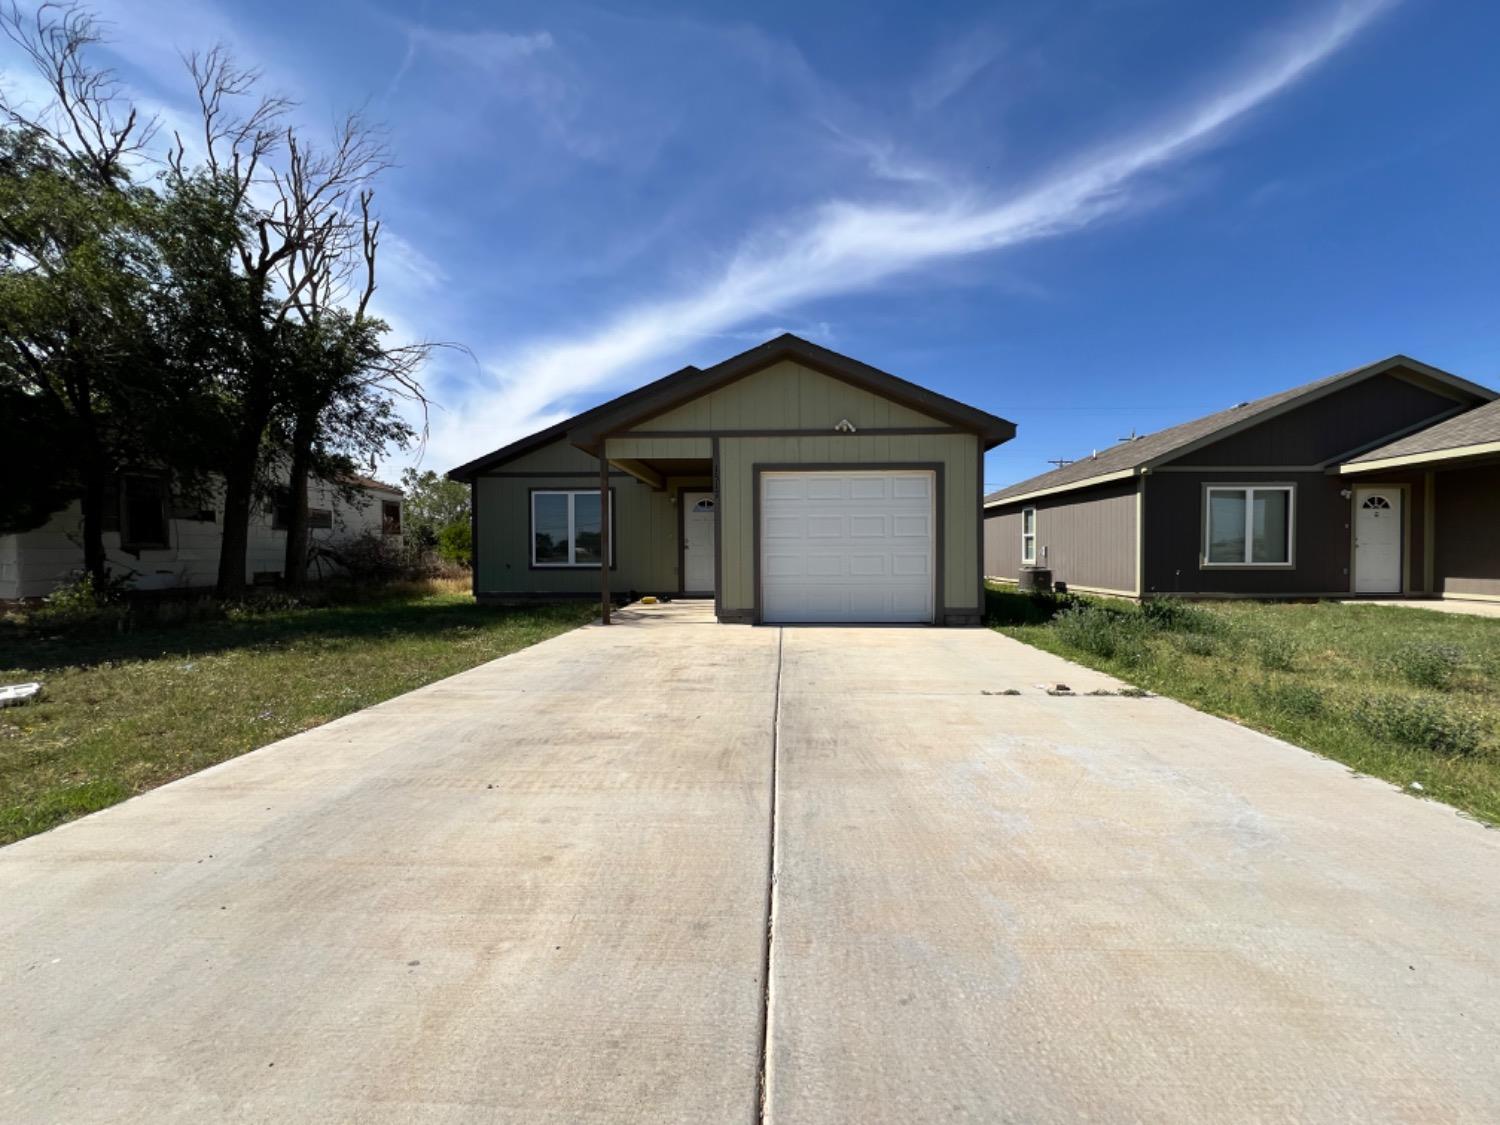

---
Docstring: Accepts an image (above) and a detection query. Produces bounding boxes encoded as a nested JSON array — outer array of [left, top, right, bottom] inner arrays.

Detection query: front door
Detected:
[[683, 491, 716, 593], [1353, 486, 1403, 594]]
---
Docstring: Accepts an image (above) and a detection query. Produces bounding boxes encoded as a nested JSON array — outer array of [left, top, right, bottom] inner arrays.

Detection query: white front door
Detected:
[[1353, 486, 1402, 594], [683, 491, 716, 593], [760, 470, 935, 624]]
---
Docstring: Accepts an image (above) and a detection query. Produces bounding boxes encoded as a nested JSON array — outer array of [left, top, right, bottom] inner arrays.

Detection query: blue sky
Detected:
[[6, 0, 1498, 489]]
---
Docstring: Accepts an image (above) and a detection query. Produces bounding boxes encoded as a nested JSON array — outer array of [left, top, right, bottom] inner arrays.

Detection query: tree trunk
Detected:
[[80, 455, 108, 586], [215, 377, 276, 599], [281, 406, 317, 589], [69, 362, 109, 587]]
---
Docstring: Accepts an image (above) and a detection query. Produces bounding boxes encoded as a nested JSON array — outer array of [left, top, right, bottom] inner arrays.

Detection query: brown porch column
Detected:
[[599, 449, 611, 625]]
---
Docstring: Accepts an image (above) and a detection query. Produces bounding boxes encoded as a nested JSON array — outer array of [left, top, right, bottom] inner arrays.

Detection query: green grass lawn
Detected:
[[0, 585, 595, 845], [987, 585, 1500, 826]]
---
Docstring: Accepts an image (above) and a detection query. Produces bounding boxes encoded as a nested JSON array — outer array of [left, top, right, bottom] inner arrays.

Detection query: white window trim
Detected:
[[1020, 507, 1037, 566], [531, 489, 615, 568], [1201, 483, 1296, 569]]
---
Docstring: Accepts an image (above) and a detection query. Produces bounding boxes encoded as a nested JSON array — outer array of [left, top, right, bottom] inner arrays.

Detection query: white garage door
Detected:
[[760, 470, 935, 623]]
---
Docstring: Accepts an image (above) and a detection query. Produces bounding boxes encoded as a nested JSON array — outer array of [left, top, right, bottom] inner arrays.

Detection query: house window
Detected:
[[531, 490, 614, 567], [272, 493, 333, 531], [120, 475, 169, 549], [1204, 485, 1294, 566], [381, 500, 401, 536], [1021, 507, 1037, 565]]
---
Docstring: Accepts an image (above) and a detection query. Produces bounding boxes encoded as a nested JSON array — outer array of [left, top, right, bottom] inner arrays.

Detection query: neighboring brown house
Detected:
[[984, 356, 1498, 601], [449, 334, 1014, 624]]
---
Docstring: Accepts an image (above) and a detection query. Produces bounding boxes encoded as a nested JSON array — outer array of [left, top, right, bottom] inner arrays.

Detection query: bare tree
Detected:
[[0, 1, 156, 181], [276, 185, 436, 587], [164, 48, 393, 596]]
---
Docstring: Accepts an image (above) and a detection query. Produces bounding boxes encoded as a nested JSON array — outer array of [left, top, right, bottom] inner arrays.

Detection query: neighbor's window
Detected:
[[1204, 486, 1293, 565], [272, 491, 333, 532], [120, 474, 169, 549], [381, 500, 402, 536], [531, 490, 614, 567], [1021, 507, 1037, 565]]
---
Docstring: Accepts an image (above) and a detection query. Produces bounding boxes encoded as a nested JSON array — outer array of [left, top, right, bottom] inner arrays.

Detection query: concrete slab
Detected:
[[767, 626, 1500, 1124], [5, 603, 1499, 1123], [0, 601, 776, 1124], [1339, 597, 1500, 619]]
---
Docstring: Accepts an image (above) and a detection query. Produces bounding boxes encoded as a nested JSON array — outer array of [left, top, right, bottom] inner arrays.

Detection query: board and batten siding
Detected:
[[630, 359, 943, 431], [1433, 463, 1500, 599], [715, 432, 981, 619], [472, 438, 708, 596], [984, 478, 1139, 595]]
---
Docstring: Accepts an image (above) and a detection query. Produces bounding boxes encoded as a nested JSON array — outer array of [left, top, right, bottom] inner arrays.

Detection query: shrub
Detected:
[[1349, 694, 1484, 757], [1140, 597, 1218, 635], [1388, 642, 1465, 691], [983, 586, 1073, 627], [1253, 679, 1325, 719], [16, 571, 134, 632], [1051, 604, 1151, 667], [327, 532, 434, 582]]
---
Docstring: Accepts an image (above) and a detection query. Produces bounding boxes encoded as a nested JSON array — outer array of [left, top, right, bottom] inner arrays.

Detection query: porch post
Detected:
[[599, 448, 611, 625]]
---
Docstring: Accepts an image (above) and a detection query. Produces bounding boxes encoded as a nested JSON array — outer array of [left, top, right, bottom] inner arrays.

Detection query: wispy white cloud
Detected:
[[426, 0, 1393, 471], [912, 27, 1007, 113]]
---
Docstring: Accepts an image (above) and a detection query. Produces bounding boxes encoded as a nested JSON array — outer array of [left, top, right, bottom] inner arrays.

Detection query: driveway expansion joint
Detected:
[[755, 626, 784, 1125]]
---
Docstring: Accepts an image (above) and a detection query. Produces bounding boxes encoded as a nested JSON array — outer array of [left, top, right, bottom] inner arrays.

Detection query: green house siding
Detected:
[[475, 464, 709, 596], [716, 432, 982, 617], [630, 359, 943, 431]]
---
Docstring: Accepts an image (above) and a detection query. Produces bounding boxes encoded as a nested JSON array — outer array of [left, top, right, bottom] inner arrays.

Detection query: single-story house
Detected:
[[0, 473, 403, 601], [984, 355, 1498, 601], [448, 334, 1015, 624]]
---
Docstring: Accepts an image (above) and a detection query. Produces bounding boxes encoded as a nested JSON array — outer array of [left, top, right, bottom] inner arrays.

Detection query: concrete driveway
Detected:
[[3, 602, 1498, 1123]]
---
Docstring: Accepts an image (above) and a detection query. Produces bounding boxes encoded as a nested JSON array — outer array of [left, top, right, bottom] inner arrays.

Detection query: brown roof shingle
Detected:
[[984, 355, 1493, 505], [1346, 398, 1500, 465]]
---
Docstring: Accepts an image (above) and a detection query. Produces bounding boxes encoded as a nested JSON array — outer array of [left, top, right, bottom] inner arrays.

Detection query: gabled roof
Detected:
[[446, 363, 701, 481], [985, 355, 1494, 507], [1343, 397, 1500, 472], [343, 473, 402, 495], [450, 334, 1015, 481], [567, 333, 1015, 450]]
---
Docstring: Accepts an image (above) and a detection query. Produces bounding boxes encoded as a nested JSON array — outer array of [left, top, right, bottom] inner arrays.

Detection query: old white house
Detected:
[[0, 473, 403, 600]]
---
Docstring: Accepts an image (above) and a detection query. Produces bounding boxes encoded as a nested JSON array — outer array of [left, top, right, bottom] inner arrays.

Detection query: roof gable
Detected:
[[569, 334, 1014, 449], [450, 334, 1015, 481], [985, 355, 1494, 506], [625, 358, 943, 432]]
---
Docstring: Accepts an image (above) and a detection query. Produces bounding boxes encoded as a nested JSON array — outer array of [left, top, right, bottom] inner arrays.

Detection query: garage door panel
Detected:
[[807, 478, 844, 500], [891, 554, 929, 577], [760, 470, 935, 624], [892, 477, 930, 499], [765, 478, 805, 501]]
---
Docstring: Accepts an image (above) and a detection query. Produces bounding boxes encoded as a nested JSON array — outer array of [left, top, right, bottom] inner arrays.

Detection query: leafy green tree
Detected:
[[435, 519, 472, 567], [399, 468, 471, 548], [0, 5, 169, 579]]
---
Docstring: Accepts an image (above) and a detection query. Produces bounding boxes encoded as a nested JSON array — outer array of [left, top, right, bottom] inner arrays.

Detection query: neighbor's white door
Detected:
[[1354, 487, 1402, 594], [760, 470, 935, 624], [683, 491, 716, 593]]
